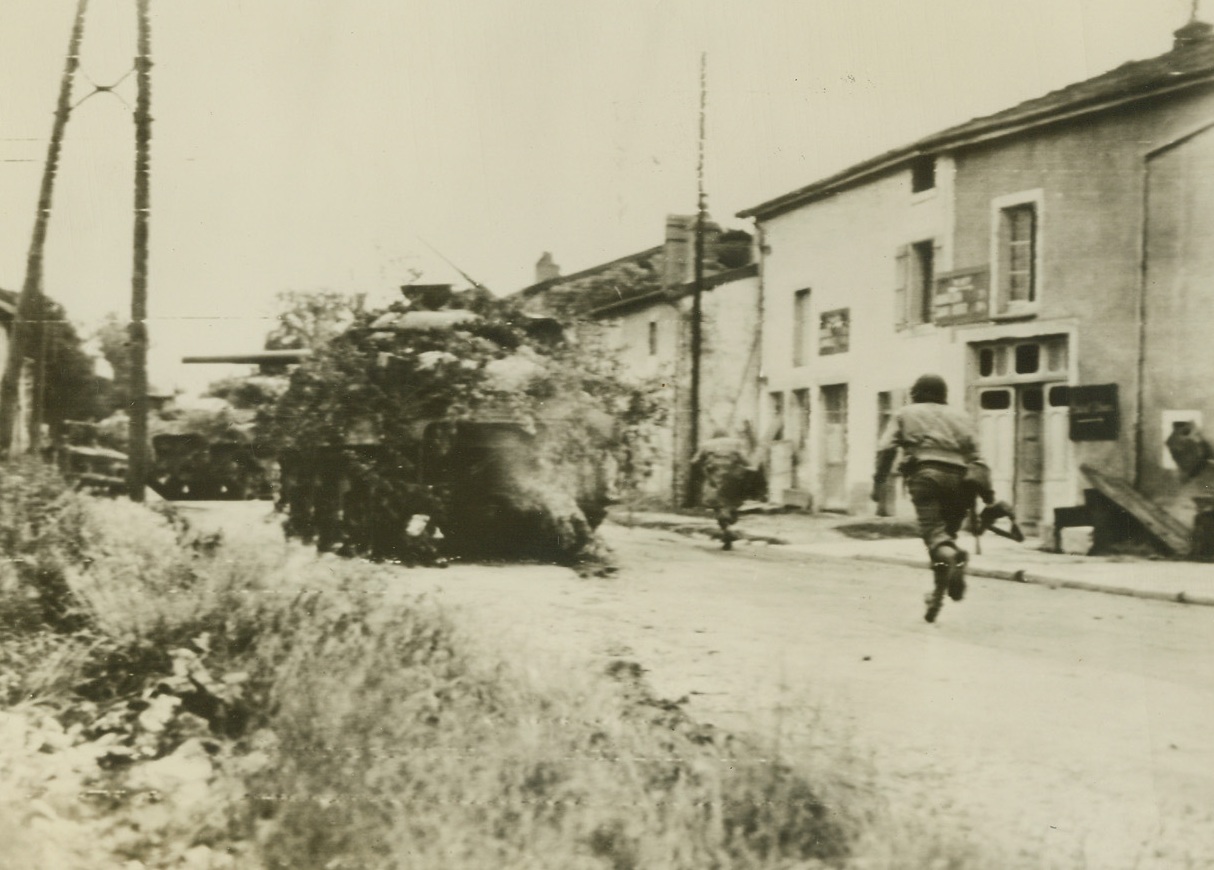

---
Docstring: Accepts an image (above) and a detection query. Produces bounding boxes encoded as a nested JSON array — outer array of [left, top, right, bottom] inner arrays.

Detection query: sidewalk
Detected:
[[610, 506, 1214, 608]]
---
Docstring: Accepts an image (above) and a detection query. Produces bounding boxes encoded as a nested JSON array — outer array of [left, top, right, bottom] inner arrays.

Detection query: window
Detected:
[[877, 391, 895, 437], [911, 240, 935, 324], [768, 392, 785, 441], [1004, 205, 1036, 302], [1014, 342, 1039, 374], [818, 308, 850, 355], [973, 336, 1067, 385], [979, 389, 1012, 410], [647, 320, 658, 356], [993, 193, 1041, 312], [911, 156, 936, 193], [895, 240, 938, 328], [792, 288, 811, 366]]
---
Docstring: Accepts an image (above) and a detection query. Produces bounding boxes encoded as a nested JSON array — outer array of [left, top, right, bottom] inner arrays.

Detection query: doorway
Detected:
[[821, 384, 849, 511], [976, 382, 1069, 530]]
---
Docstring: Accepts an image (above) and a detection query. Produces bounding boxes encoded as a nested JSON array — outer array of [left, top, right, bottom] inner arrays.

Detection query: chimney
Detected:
[[535, 251, 560, 283], [1174, 18, 1214, 50], [662, 214, 696, 289]]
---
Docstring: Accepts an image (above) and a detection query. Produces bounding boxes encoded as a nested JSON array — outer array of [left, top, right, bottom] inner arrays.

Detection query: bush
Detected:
[[0, 458, 91, 629]]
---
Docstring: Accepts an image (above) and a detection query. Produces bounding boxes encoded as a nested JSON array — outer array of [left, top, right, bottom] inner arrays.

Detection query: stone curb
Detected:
[[848, 554, 1214, 608], [613, 518, 1214, 609]]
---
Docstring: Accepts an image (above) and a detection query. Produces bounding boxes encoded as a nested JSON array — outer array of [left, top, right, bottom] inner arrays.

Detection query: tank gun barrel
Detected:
[[182, 349, 313, 365]]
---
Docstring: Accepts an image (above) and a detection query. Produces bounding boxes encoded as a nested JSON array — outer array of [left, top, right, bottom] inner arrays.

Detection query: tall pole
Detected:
[[127, 0, 152, 501], [686, 52, 707, 506], [0, 0, 90, 455]]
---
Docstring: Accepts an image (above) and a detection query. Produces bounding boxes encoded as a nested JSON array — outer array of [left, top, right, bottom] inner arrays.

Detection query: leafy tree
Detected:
[[203, 375, 286, 411], [92, 313, 133, 416], [29, 295, 106, 433], [264, 289, 365, 352]]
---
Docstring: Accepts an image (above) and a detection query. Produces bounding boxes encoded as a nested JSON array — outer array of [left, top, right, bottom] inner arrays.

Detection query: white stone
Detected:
[[1059, 525, 1094, 555]]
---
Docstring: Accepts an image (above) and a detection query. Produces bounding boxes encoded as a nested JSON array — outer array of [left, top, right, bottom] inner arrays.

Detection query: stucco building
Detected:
[[739, 18, 1214, 539], [516, 217, 758, 506]]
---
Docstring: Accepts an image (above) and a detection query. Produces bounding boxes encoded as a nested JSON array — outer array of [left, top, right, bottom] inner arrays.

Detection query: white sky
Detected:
[[0, 0, 1196, 393]]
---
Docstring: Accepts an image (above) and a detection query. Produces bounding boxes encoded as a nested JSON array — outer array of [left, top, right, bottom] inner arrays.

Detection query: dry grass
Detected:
[[6, 464, 1174, 869], [240, 584, 851, 869]]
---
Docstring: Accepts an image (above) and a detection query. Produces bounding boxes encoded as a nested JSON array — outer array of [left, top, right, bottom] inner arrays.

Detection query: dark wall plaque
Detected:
[[818, 308, 850, 355], [933, 267, 990, 325], [1069, 384, 1119, 441]]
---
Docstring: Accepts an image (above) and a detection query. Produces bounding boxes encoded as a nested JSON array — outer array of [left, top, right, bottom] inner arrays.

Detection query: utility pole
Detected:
[[685, 52, 708, 507], [0, 0, 90, 455], [127, 0, 152, 501]]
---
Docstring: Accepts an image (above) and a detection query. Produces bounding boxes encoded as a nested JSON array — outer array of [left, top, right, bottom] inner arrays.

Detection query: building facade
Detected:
[[516, 217, 759, 506], [740, 20, 1214, 537]]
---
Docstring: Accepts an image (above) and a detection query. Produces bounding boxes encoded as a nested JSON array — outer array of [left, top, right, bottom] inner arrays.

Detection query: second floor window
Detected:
[[894, 239, 937, 328], [793, 288, 811, 366], [1000, 202, 1037, 306], [911, 155, 936, 193], [648, 320, 658, 356], [911, 240, 935, 324]]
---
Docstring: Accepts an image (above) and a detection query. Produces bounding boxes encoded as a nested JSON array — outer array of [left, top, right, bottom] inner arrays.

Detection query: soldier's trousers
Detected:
[[905, 462, 969, 556]]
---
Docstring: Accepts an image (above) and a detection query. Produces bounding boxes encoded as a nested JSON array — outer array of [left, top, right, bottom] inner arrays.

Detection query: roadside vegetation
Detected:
[[2, 457, 1022, 869]]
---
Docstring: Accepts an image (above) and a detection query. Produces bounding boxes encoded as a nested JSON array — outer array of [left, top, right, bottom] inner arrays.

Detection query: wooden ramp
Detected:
[[1080, 464, 1191, 556]]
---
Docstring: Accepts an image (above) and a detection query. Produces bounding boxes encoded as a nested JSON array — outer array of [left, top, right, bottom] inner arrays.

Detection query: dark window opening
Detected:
[[911, 240, 935, 324], [1048, 385, 1070, 407], [793, 288, 811, 366], [979, 348, 995, 377], [911, 156, 936, 193], [1014, 343, 1040, 374], [647, 321, 658, 356], [980, 390, 1012, 410], [1022, 386, 1044, 413]]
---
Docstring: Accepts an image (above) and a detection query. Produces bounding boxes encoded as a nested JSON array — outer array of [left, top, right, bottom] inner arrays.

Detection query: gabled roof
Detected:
[[516, 245, 664, 298], [588, 263, 759, 318], [738, 25, 1214, 219]]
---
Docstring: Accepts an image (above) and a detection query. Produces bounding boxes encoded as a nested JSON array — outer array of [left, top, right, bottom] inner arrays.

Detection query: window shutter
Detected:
[[893, 245, 909, 331]]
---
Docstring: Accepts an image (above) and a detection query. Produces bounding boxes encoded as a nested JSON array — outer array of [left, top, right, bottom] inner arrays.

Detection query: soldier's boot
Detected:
[[713, 516, 733, 550], [939, 544, 968, 602], [720, 526, 736, 551], [924, 566, 948, 623]]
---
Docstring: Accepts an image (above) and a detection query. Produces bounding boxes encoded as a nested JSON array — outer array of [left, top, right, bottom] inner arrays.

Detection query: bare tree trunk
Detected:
[[0, 0, 90, 455]]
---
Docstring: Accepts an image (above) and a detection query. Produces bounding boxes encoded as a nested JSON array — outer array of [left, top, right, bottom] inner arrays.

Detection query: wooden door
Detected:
[[1014, 385, 1045, 529], [821, 385, 849, 511], [977, 387, 1016, 505]]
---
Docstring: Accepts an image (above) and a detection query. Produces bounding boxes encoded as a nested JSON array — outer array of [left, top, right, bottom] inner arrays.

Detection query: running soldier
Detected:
[[693, 429, 754, 551], [872, 374, 993, 622]]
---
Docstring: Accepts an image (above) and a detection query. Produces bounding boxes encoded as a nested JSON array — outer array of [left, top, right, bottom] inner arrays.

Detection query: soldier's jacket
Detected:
[[877, 403, 983, 471], [693, 436, 751, 508]]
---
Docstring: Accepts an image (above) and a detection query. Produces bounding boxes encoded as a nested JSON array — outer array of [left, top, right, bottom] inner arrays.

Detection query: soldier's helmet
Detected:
[[910, 373, 948, 404]]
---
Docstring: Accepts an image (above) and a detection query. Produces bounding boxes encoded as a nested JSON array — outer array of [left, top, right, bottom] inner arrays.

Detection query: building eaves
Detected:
[[737, 36, 1214, 220], [0, 287, 16, 320], [587, 262, 759, 318]]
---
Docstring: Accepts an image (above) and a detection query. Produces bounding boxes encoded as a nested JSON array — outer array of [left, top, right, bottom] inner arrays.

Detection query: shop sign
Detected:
[[933, 267, 990, 325], [1069, 384, 1119, 441]]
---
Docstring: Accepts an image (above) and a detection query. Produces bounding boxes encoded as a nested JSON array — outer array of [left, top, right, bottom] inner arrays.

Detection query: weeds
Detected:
[[0, 458, 1134, 869]]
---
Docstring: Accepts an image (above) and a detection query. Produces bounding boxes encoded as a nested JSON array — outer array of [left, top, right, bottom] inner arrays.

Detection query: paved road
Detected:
[[406, 523, 1214, 868], [187, 503, 1214, 867]]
